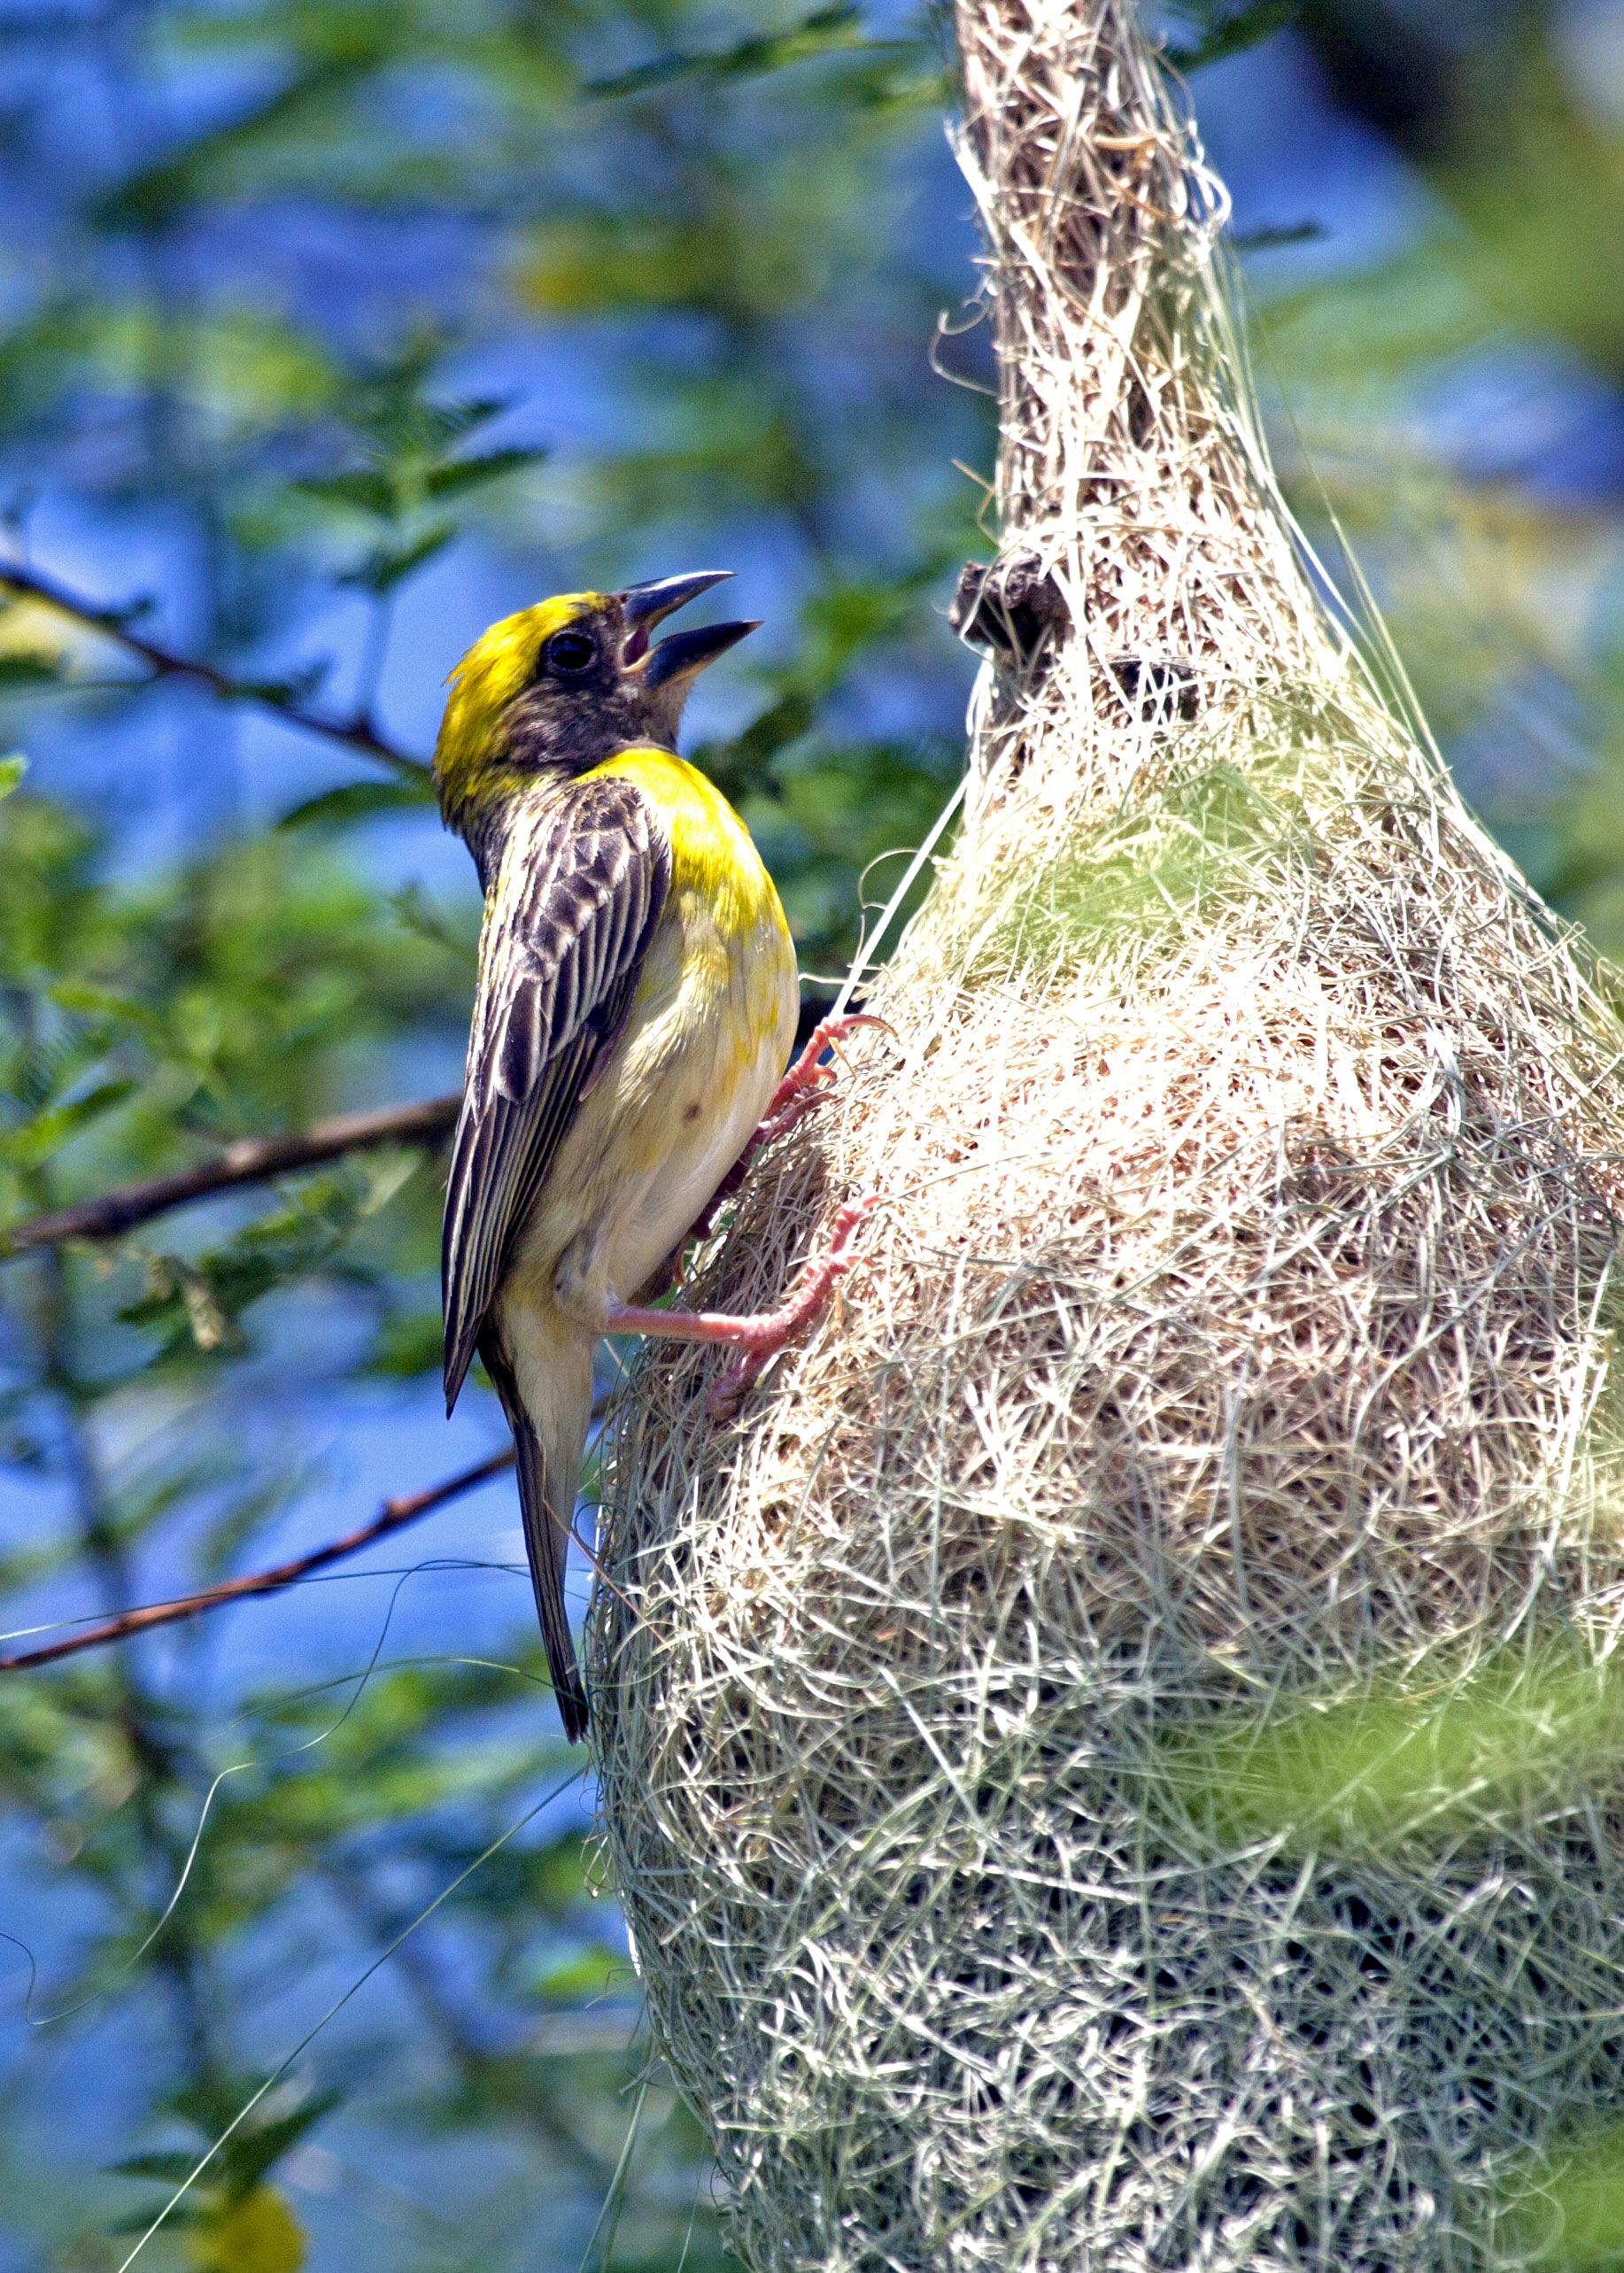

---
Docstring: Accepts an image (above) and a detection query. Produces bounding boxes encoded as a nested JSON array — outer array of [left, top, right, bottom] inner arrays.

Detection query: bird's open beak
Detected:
[[620, 569, 760, 684], [645, 615, 761, 688]]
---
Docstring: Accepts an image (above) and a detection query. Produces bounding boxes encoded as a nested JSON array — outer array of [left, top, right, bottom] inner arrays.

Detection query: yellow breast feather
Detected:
[[590, 746, 790, 963]]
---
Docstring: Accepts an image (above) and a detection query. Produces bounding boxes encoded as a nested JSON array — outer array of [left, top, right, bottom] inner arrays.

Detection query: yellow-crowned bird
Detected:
[[433, 573, 876, 1741]]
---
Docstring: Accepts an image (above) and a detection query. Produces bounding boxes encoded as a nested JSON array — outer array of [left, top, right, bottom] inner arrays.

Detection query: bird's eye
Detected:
[[545, 629, 597, 676]]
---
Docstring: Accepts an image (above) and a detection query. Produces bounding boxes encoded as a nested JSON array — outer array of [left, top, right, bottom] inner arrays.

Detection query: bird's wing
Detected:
[[442, 772, 670, 1409]]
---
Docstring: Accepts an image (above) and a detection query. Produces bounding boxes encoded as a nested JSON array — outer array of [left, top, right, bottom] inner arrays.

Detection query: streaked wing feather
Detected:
[[442, 776, 669, 1407]]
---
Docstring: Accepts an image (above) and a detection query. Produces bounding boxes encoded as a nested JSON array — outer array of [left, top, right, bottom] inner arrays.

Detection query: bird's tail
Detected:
[[478, 1322, 593, 1743]]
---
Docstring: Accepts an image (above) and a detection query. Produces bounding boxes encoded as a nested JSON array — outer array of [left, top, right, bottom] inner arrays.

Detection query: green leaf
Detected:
[[107, 2152, 206, 2184], [234, 661, 334, 707], [411, 396, 510, 452], [422, 445, 547, 500], [387, 879, 474, 957], [362, 1308, 444, 1376], [528, 1944, 627, 2005], [1231, 220, 1326, 252], [690, 689, 812, 792], [335, 523, 455, 595], [105, 2206, 205, 2235], [0, 653, 67, 688], [93, 53, 383, 229], [3, 1078, 135, 1170], [218, 2090, 342, 2201], [119, 1171, 381, 1357], [583, 5, 894, 100], [293, 467, 398, 517], [1499, 2116, 1624, 2272], [277, 777, 437, 831], [851, 61, 952, 114], [1163, 0, 1298, 71], [46, 979, 161, 1042], [1153, 1646, 1624, 1857], [0, 754, 26, 799]]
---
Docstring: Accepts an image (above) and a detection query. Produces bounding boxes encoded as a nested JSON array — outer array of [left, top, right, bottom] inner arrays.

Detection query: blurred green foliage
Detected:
[[1152, 1643, 1624, 1859], [1499, 2115, 1624, 2273], [1249, 7, 1624, 966], [5, 0, 1624, 2266], [0, 1, 980, 2262]]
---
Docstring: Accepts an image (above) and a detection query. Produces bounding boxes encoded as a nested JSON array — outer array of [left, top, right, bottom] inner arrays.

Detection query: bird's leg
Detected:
[[661, 1009, 885, 1295], [647, 1013, 892, 1290], [600, 1196, 879, 1419], [754, 1012, 892, 1149]]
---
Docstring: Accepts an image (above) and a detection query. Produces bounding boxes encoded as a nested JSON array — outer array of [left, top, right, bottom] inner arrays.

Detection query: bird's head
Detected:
[[432, 571, 756, 842]]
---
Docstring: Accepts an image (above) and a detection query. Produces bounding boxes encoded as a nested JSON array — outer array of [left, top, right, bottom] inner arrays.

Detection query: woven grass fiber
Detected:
[[587, 4, 1624, 2267]]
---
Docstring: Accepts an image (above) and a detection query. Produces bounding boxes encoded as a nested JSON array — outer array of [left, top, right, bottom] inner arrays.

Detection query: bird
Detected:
[[433, 572, 878, 1742]]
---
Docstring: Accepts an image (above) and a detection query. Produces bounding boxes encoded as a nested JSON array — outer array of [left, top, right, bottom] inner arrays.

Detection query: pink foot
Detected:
[[755, 1013, 893, 1148], [704, 1196, 880, 1417], [600, 1196, 881, 1419]]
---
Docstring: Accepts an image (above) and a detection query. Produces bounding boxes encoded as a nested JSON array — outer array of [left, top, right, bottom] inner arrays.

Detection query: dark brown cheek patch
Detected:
[[502, 690, 615, 773]]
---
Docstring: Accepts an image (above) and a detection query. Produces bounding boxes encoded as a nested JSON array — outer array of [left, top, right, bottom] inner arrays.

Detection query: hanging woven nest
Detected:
[[589, 5, 1624, 2268]]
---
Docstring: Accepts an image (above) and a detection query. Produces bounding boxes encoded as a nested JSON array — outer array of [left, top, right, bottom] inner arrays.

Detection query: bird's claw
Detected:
[[705, 1194, 880, 1420], [754, 1013, 893, 1146]]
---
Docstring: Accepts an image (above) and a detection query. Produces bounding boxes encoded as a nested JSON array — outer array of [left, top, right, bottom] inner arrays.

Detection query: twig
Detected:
[[0, 1448, 516, 1670], [0, 560, 429, 779], [2, 1091, 462, 1253]]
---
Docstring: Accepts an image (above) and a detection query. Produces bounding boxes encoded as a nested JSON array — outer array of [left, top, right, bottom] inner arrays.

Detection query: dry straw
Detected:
[[589, 4, 1624, 2266]]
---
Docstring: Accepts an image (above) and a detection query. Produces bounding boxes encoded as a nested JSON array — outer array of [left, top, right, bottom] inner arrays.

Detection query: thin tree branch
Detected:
[[0, 559, 429, 779], [0, 1448, 516, 1670], [2, 1091, 462, 1254]]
